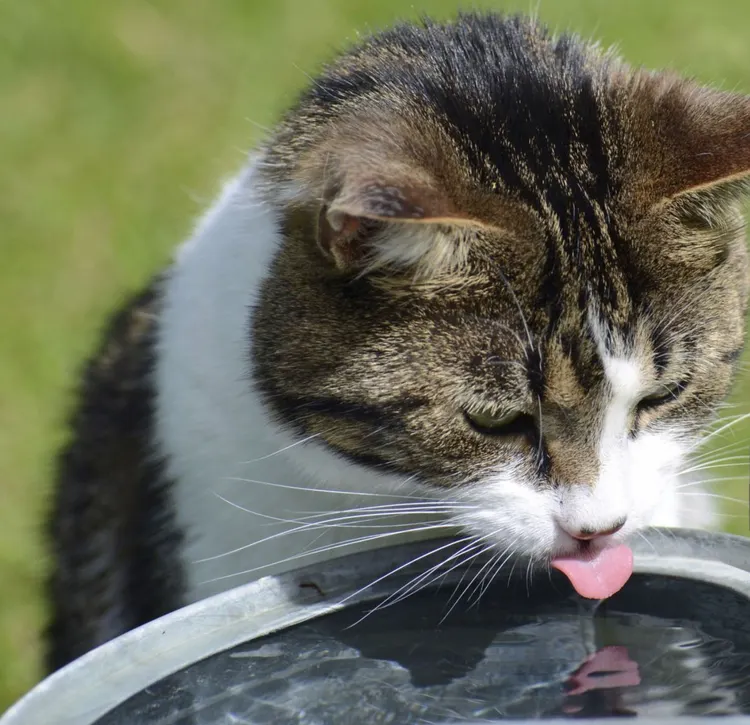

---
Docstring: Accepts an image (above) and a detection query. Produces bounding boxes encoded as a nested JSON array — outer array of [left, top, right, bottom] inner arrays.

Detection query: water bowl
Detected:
[[4, 527, 750, 724]]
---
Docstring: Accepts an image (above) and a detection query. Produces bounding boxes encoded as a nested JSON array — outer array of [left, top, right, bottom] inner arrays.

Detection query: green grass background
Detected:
[[2, 0, 750, 712]]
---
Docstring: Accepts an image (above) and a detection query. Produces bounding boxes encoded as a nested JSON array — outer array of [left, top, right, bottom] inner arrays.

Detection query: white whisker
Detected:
[[198, 524, 458, 585], [636, 530, 658, 555], [695, 412, 750, 447], [199, 494, 465, 562], [224, 475, 426, 500], [338, 536, 475, 615], [675, 475, 749, 490], [688, 437, 748, 463], [439, 543, 496, 620], [470, 539, 521, 608], [679, 492, 747, 505], [238, 433, 321, 465], [679, 458, 749, 476], [366, 539, 485, 615], [350, 540, 487, 625]]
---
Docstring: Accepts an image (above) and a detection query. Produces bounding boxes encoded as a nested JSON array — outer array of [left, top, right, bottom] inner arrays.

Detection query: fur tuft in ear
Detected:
[[316, 172, 478, 279], [645, 78, 750, 201]]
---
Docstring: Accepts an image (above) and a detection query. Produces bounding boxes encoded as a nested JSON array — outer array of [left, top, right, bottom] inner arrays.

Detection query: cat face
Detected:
[[252, 14, 750, 572]]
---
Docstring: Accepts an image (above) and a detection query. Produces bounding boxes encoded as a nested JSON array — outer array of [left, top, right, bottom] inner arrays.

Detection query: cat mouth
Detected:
[[550, 544, 634, 600]]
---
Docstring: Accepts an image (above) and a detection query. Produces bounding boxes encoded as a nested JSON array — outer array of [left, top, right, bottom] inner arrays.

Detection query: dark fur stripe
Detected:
[[650, 325, 672, 375], [46, 279, 185, 672], [266, 394, 428, 430]]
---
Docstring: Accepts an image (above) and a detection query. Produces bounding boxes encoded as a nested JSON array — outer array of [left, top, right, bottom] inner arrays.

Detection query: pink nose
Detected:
[[565, 520, 626, 541]]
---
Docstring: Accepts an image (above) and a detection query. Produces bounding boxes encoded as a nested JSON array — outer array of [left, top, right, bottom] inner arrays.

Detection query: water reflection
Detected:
[[96, 574, 750, 724]]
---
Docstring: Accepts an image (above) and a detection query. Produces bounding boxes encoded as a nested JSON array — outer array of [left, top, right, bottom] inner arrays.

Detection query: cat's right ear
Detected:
[[315, 171, 477, 276]]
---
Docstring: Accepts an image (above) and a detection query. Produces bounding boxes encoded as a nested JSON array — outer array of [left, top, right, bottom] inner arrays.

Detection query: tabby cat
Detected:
[[47, 12, 750, 671]]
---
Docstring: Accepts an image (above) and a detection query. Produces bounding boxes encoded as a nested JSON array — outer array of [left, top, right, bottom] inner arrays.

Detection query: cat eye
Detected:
[[463, 408, 533, 436], [638, 381, 687, 410]]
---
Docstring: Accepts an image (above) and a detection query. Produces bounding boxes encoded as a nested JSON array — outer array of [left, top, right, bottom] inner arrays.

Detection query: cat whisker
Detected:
[[678, 492, 748, 505], [198, 523, 458, 586], [461, 538, 513, 611], [536, 396, 545, 463], [524, 557, 535, 596], [480, 319, 527, 352], [675, 475, 749, 490], [650, 274, 721, 339], [224, 475, 426, 500], [367, 539, 486, 613], [505, 555, 520, 587], [683, 452, 750, 466], [440, 542, 497, 620], [679, 458, 749, 476], [350, 539, 487, 626], [198, 494, 465, 563], [244, 117, 273, 134], [237, 433, 321, 465], [677, 506, 748, 521], [464, 551, 503, 612], [472, 544, 520, 608], [693, 412, 750, 447], [687, 437, 749, 464], [254, 499, 468, 524], [395, 544, 490, 612], [337, 536, 476, 613], [450, 528, 508, 604], [716, 401, 743, 410], [497, 271, 536, 351], [215, 493, 449, 525], [435, 545, 497, 624], [293, 502, 476, 521], [635, 530, 658, 555], [481, 545, 515, 593]]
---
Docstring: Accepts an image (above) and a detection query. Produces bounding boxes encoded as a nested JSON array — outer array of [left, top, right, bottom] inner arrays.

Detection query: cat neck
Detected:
[[154, 155, 437, 603]]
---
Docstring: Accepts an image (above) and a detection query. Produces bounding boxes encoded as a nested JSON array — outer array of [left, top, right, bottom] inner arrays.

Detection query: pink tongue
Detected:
[[551, 545, 634, 600]]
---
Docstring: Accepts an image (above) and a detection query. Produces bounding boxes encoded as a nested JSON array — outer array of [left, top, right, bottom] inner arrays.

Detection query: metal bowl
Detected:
[[5, 527, 750, 724]]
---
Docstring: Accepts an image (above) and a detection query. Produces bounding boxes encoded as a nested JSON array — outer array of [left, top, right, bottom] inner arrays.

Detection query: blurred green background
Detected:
[[2, 0, 749, 712]]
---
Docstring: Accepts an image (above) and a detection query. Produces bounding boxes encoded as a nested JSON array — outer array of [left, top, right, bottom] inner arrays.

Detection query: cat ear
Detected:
[[651, 81, 750, 200], [316, 172, 475, 275]]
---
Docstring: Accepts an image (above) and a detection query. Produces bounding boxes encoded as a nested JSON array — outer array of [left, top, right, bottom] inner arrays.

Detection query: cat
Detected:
[[46, 12, 750, 672]]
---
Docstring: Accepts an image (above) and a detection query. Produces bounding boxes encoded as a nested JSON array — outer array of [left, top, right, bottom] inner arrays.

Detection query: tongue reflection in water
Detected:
[[551, 545, 634, 599], [562, 645, 642, 716]]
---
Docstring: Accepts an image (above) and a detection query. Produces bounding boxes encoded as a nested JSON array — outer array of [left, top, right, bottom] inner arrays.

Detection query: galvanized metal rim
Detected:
[[4, 527, 750, 725]]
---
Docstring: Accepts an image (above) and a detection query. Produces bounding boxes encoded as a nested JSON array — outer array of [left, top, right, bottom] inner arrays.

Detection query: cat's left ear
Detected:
[[651, 81, 750, 200]]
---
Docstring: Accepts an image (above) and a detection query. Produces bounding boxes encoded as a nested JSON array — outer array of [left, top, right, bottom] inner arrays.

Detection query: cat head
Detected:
[[252, 14, 750, 584]]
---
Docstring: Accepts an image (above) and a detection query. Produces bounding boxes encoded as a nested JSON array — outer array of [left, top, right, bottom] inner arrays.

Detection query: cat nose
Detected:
[[562, 519, 626, 541]]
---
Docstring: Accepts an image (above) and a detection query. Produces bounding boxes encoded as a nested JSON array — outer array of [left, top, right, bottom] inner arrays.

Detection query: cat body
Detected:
[[47, 13, 750, 671]]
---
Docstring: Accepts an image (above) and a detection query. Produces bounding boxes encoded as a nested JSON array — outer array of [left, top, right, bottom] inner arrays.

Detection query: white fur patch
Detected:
[[455, 462, 562, 563], [155, 156, 422, 602]]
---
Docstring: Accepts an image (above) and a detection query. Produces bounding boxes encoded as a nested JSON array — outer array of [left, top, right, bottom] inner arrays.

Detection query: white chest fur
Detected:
[[154, 158, 434, 603]]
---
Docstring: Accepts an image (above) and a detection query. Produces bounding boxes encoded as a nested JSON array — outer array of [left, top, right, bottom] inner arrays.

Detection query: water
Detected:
[[96, 574, 750, 723]]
